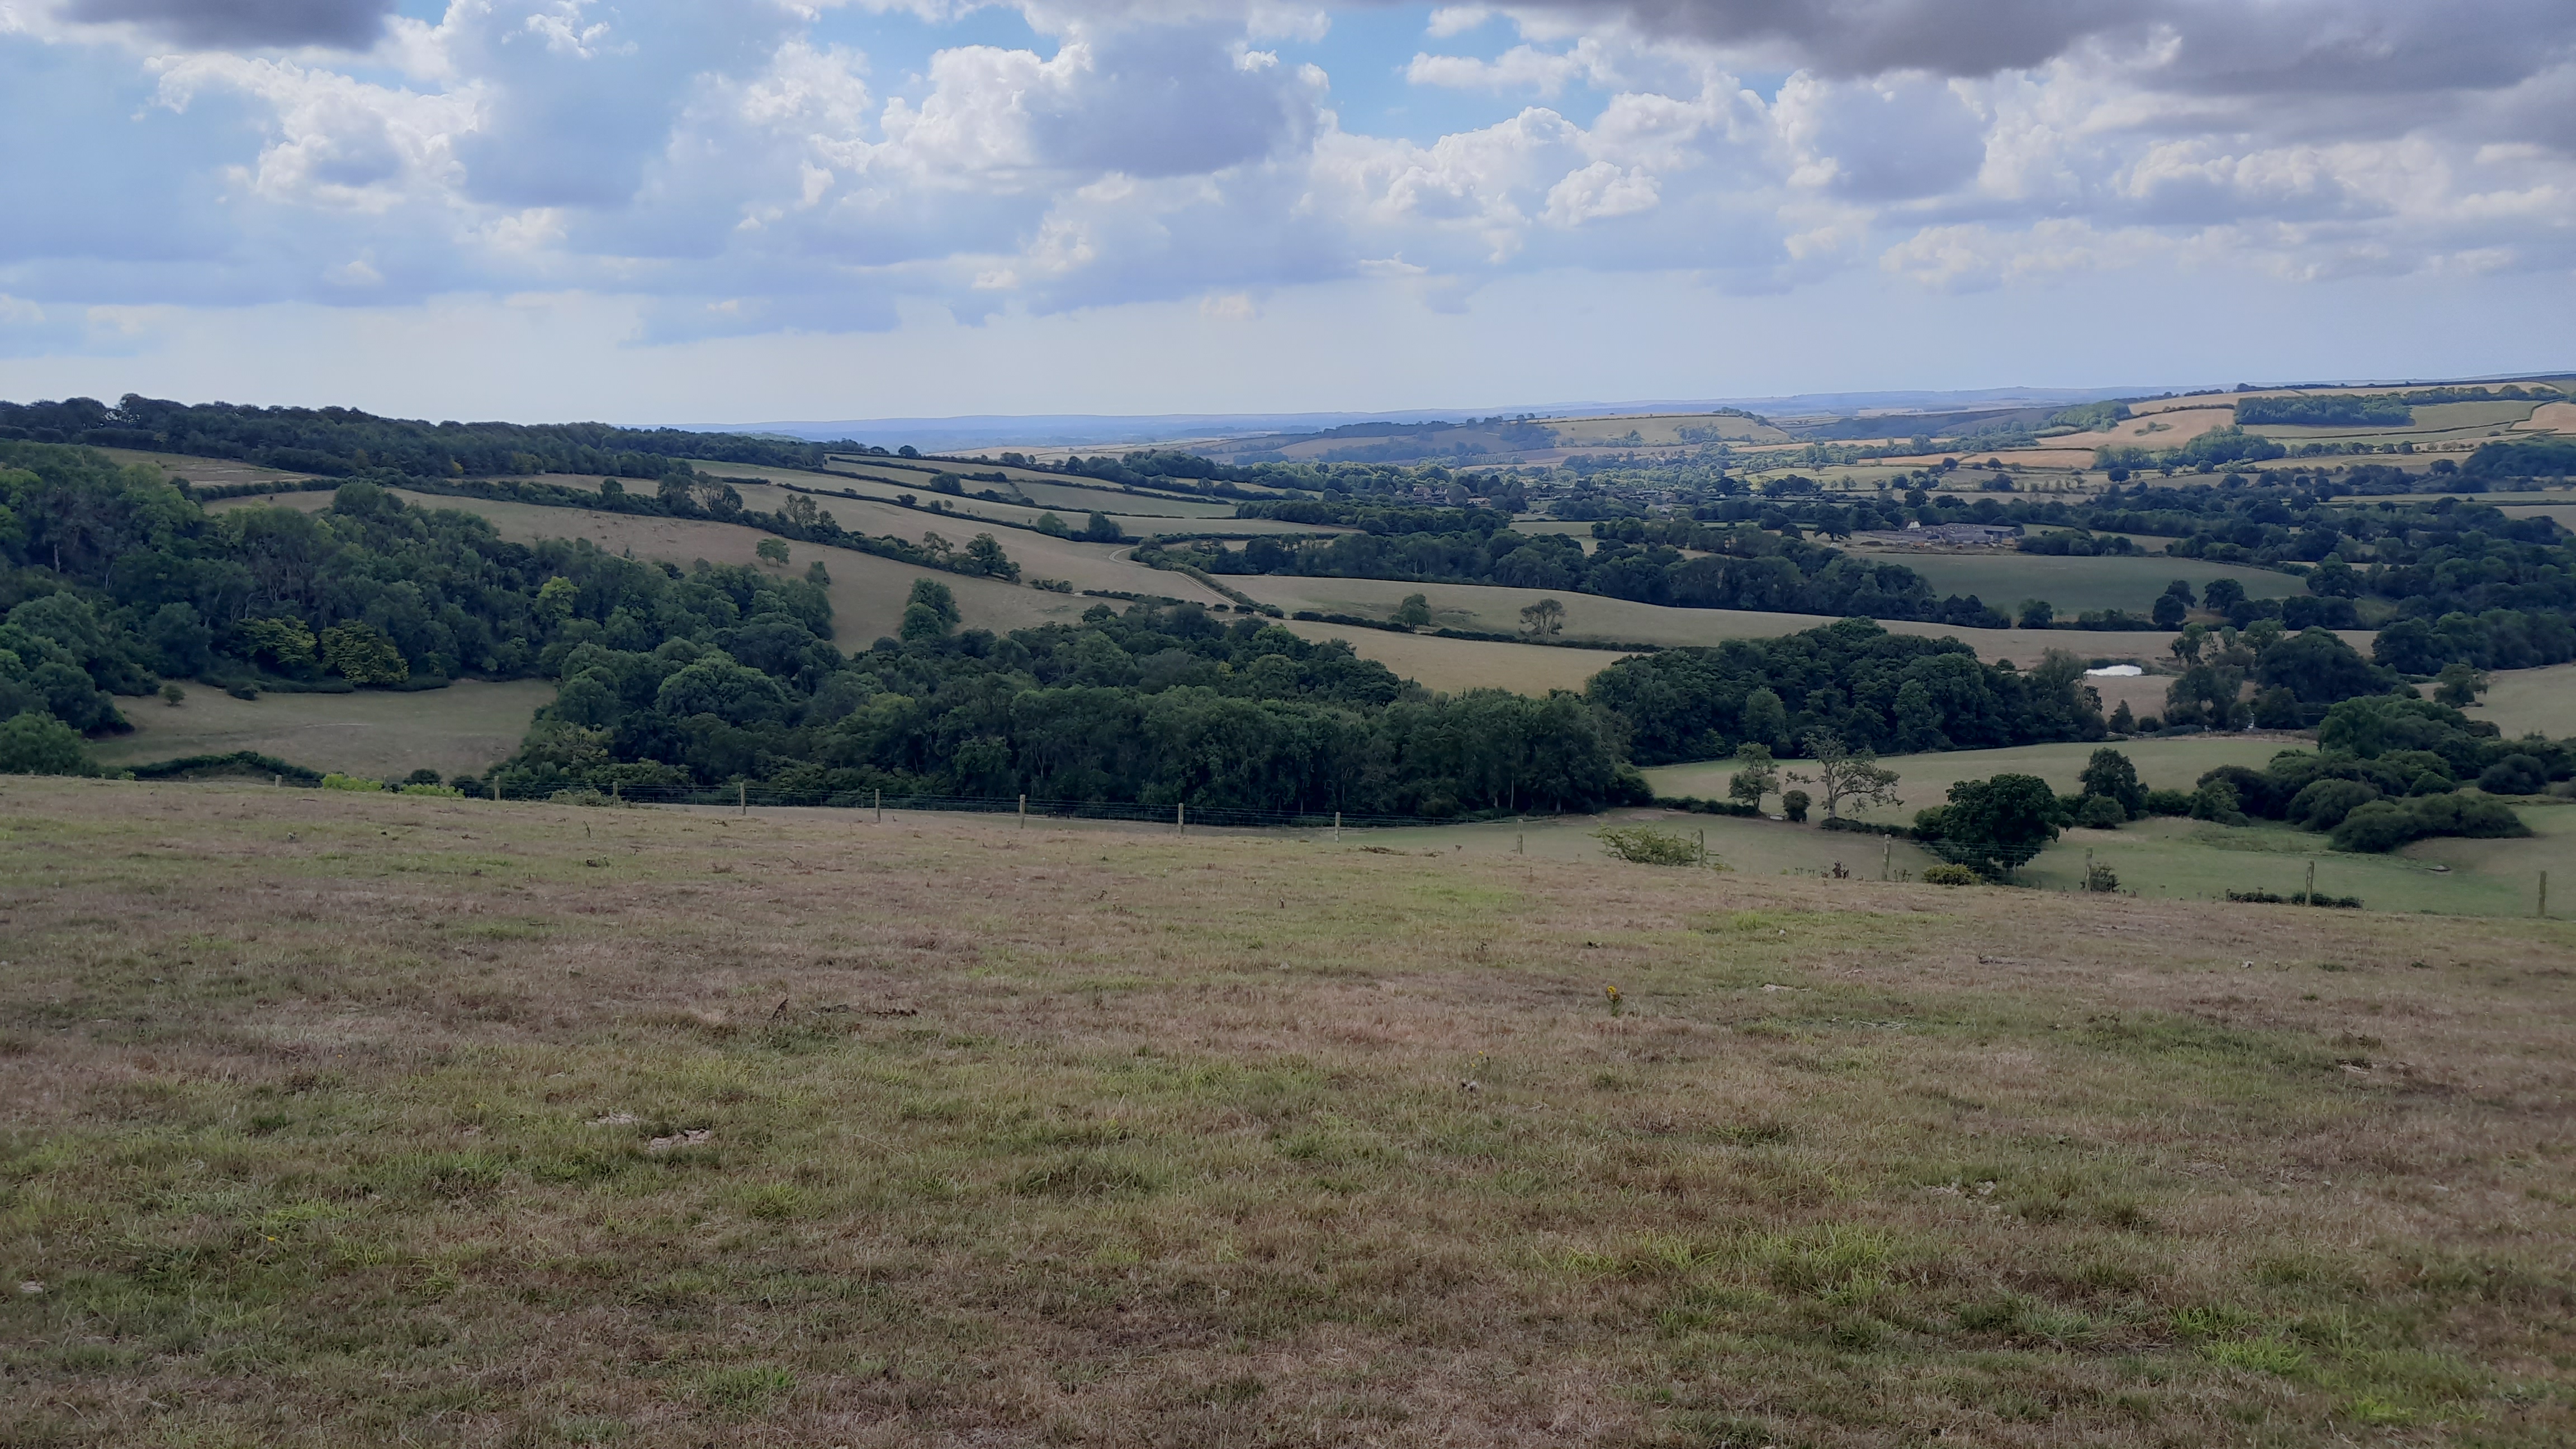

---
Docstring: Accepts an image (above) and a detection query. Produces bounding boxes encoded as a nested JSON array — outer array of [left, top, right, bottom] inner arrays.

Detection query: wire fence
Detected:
[[364, 776, 1466, 832]]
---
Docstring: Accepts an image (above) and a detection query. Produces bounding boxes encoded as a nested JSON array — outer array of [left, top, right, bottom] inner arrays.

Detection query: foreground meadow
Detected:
[[2, 779, 2572, 1447]]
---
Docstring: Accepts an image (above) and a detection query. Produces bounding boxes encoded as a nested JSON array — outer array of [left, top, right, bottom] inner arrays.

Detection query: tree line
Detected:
[[0, 394, 848, 481]]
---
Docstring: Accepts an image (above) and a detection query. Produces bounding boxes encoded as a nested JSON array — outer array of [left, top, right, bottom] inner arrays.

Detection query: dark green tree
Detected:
[[2077, 747, 2147, 819], [1925, 774, 2061, 878]]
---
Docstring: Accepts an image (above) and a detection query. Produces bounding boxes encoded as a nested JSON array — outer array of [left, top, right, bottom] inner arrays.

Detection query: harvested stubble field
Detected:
[[3, 779, 2573, 1448]]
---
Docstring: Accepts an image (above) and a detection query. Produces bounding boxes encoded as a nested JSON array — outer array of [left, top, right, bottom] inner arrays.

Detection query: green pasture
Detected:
[[88, 679, 553, 781], [1858, 550, 2302, 615], [2474, 662, 2576, 740], [1645, 736, 2297, 817]]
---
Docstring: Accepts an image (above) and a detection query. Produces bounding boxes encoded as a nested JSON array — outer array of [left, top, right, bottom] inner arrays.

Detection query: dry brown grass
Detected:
[[2, 779, 2571, 1447]]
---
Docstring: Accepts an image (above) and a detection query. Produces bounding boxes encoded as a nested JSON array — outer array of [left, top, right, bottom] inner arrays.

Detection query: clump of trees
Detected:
[[1587, 619, 2105, 766], [502, 599, 1647, 818]]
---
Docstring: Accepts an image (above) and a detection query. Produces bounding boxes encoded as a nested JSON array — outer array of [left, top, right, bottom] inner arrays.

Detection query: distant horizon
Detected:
[[7, 2, 2573, 422]]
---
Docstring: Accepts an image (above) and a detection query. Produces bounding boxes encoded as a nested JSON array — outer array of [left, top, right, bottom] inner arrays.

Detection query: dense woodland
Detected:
[[6, 406, 2576, 842], [0, 395, 847, 480], [0, 440, 1637, 815], [1584, 622, 2103, 765]]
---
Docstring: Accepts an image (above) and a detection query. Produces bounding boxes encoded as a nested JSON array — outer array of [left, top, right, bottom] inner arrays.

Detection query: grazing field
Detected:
[[1232, 574, 2214, 667], [1275, 621, 1630, 695], [1646, 736, 2297, 818], [94, 447, 321, 491], [2016, 808, 2576, 915], [1860, 551, 2302, 617], [202, 490, 1208, 638], [514, 470, 1308, 542], [3, 778, 2572, 1448], [2473, 661, 2576, 740], [1652, 739, 2572, 916], [87, 680, 553, 780]]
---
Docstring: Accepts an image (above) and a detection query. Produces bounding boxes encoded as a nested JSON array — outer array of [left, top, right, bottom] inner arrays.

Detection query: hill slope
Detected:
[[3, 779, 2569, 1447]]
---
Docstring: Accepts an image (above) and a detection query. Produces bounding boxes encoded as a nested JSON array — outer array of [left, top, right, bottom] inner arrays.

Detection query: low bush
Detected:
[[2331, 793, 2529, 853], [1593, 825, 1721, 867], [1922, 864, 1981, 886]]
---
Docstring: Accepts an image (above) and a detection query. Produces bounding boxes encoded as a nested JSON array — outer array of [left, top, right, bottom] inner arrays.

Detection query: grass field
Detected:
[[1276, 621, 1630, 695], [95, 448, 320, 491], [3, 777, 2570, 1447], [1231, 574, 2252, 668], [88, 680, 553, 780], [203, 490, 1206, 639], [1646, 736, 2298, 817], [517, 470, 1310, 542], [2473, 661, 2576, 740], [1650, 737, 2573, 916], [1862, 552, 2302, 617]]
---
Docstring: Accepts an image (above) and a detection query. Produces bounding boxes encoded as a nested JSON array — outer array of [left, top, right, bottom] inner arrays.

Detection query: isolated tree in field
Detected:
[[2018, 598, 2054, 629], [1519, 597, 1565, 637], [2078, 746, 2147, 820], [2108, 700, 2135, 734], [1924, 773, 2061, 878], [2433, 661, 2487, 707], [1740, 687, 1787, 750], [2201, 577, 2247, 615], [1788, 731, 1902, 820], [2170, 622, 2209, 666], [1394, 593, 1432, 627], [2152, 591, 2189, 628], [899, 577, 959, 641], [963, 533, 1019, 580], [755, 538, 790, 565], [1727, 742, 1777, 807]]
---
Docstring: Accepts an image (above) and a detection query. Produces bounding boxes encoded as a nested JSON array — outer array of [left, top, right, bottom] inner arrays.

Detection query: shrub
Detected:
[[2478, 755, 2547, 795], [1922, 864, 1981, 886], [1781, 788, 1810, 823], [2076, 795, 2126, 829], [0, 711, 97, 776], [319, 773, 385, 792], [1593, 825, 1718, 867], [2189, 779, 2246, 824], [2286, 778, 2379, 830], [2332, 793, 2530, 853], [2082, 859, 2120, 892]]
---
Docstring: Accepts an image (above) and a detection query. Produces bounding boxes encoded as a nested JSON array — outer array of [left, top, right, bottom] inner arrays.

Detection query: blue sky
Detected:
[[1, 1, 2571, 423]]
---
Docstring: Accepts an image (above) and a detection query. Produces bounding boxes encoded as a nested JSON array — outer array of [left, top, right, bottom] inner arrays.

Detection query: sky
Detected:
[[1, 0, 2572, 424]]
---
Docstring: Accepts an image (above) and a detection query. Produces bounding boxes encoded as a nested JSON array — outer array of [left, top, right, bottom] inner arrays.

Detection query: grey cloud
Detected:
[[449, 1, 806, 210], [63, 0, 395, 50], [1498, 0, 2572, 94], [1032, 28, 1317, 177]]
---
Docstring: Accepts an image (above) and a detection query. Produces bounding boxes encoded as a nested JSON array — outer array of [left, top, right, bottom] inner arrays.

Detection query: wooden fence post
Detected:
[[1882, 839, 1892, 881], [1019, 794, 1027, 829], [2542, 870, 2550, 919], [1333, 811, 1341, 842], [874, 789, 882, 823], [2303, 860, 2315, 906], [738, 782, 747, 817], [1176, 802, 1186, 836]]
